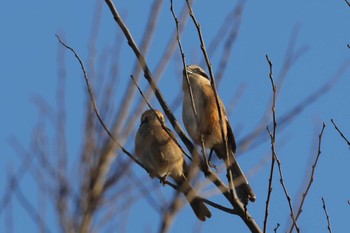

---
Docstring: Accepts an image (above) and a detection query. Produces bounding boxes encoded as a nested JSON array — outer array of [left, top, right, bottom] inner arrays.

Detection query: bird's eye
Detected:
[[197, 69, 210, 80]]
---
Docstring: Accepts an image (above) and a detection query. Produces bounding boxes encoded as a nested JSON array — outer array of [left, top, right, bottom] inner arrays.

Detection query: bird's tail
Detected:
[[226, 151, 256, 205], [215, 146, 256, 205], [175, 175, 212, 221]]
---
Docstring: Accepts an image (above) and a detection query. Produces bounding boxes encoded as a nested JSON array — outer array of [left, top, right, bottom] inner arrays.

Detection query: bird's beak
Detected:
[[183, 68, 193, 79]]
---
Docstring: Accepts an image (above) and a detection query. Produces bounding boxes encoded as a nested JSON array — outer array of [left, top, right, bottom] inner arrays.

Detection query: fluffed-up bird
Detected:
[[135, 109, 212, 221], [182, 64, 256, 205]]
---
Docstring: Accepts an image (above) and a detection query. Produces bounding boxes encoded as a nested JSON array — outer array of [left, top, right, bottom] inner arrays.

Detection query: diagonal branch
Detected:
[[321, 197, 333, 233], [55, 34, 143, 233], [331, 118, 350, 148], [289, 123, 326, 233], [345, 0, 350, 7]]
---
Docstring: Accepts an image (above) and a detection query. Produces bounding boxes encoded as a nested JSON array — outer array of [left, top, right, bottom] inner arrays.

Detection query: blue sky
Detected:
[[1, 0, 350, 232]]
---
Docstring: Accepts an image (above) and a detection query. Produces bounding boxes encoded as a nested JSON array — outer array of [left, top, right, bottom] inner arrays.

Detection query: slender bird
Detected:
[[135, 109, 211, 221], [182, 64, 256, 205]]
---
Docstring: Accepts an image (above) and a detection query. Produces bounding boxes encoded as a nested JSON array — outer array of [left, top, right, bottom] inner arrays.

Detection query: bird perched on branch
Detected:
[[182, 64, 256, 205], [135, 109, 211, 221]]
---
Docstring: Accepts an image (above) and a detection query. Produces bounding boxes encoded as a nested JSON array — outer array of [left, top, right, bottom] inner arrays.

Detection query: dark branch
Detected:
[[289, 123, 326, 232], [322, 197, 333, 233], [331, 118, 350, 148]]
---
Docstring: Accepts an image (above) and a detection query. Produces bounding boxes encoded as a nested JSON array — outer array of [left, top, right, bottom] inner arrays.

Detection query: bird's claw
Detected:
[[159, 174, 168, 186]]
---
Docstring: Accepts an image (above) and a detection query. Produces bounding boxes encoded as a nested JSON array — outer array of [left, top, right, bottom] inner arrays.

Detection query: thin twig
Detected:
[[55, 34, 143, 233], [268, 127, 299, 232], [322, 197, 333, 233], [345, 0, 350, 7], [263, 55, 277, 233], [331, 118, 350, 148], [55, 35, 141, 167], [289, 123, 326, 233], [264, 55, 299, 232], [273, 223, 280, 233]]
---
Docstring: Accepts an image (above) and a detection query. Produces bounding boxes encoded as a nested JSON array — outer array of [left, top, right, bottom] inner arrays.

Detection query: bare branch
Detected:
[[273, 223, 280, 233], [263, 55, 277, 233], [289, 123, 326, 233], [331, 118, 350, 148], [55, 34, 143, 233], [55, 35, 141, 167], [268, 126, 299, 232], [264, 55, 299, 232], [345, 0, 350, 7], [322, 197, 333, 233]]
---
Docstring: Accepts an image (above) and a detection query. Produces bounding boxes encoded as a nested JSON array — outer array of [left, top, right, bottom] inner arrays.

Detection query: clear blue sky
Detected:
[[1, 0, 350, 232]]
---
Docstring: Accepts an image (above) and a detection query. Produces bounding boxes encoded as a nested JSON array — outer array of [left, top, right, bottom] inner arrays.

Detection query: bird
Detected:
[[182, 64, 256, 205], [135, 109, 212, 221]]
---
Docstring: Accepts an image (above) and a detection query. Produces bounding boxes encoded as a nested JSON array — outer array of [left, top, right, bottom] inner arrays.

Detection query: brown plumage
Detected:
[[135, 110, 211, 221], [182, 65, 256, 205]]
